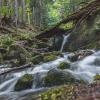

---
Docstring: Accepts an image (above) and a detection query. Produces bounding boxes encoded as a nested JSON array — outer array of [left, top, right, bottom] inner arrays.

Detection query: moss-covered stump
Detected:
[[15, 74, 33, 91], [58, 62, 70, 70], [44, 69, 77, 87]]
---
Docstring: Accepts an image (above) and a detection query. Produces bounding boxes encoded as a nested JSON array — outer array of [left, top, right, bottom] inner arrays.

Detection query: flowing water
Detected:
[[0, 51, 100, 100], [60, 34, 70, 52]]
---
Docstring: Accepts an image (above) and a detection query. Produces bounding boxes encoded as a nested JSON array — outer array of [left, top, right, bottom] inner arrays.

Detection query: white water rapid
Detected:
[[0, 50, 100, 100]]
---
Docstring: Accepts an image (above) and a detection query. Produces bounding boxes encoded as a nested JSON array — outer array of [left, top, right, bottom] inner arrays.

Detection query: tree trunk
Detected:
[[14, 0, 18, 29], [21, 0, 26, 23], [0, 0, 2, 17]]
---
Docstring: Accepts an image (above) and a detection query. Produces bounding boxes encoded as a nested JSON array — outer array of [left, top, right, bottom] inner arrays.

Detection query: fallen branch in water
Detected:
[[0, 63, 33, 75]]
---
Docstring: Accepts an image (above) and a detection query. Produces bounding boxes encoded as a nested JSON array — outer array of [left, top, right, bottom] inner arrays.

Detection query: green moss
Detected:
[[58, 62, 70, 70], [94, 74, 100, 81], [15, 33, 32, 41], [59, 22, 74, 30], [0, 35, 15, 48], [43, 54, 57, 62], [40, 85, 75, 100]]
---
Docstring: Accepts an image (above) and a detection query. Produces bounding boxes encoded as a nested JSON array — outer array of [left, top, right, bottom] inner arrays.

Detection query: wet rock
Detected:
[[57, 62, 70, 70], [68, 50, 93, 62], [44, 69, 77, 87], [94, 58, 100, 66], [15, 74, 33, 91]]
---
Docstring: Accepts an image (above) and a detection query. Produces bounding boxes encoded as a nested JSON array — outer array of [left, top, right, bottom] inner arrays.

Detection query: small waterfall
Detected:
[[60, 34, 70, 52]]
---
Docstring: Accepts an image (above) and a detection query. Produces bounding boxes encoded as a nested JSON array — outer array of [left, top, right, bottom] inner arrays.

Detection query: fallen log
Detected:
[[36, 0, 100, 39], [0, 63, 32, 75]]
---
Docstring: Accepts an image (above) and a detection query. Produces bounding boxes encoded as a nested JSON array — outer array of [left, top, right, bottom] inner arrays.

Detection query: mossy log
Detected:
[[36, 0, 100, 39]]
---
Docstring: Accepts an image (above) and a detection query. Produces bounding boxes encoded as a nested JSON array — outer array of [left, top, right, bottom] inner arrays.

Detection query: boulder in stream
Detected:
[[14, 74, 33, 91], [44, 69, 77, 87]]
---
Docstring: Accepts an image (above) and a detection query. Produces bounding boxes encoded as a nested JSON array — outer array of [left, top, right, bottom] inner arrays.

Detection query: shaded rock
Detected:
[[0, 48, 7, 53], [15, 74, 33, 91], [44, 69, 77, 87], [53, 35, 63, 51], [0, 53, 3, 64], [94, 58, 100, 66]]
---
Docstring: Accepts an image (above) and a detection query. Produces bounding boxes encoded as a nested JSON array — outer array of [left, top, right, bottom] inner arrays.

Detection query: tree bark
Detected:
[[0, 63, 32, 76]]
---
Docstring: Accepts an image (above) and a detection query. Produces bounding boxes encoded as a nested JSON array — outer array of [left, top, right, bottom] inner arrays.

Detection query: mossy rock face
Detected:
[[44, 69, 76, 87], [43, 54, 57, 62], [58, 62, 70, 70], [15, 74, 33, 91], [32, 55, 43, 64]]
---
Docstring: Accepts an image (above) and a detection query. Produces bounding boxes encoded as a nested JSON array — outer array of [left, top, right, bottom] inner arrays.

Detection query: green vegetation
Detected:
[[94, 74, 100, 81], [58, 62, 70, 70]]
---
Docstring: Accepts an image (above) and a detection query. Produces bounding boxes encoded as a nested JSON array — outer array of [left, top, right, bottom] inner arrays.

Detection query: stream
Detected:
[[0, 35, 100, 100]]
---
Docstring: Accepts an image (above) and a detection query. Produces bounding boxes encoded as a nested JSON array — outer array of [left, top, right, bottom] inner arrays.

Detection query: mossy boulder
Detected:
[[15, 74, 33, 91], [43, 54, 57, 62], [58, 62, 70, 70], [44, 69, 77, 87], [31, 55, 43, 64]]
